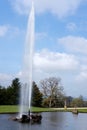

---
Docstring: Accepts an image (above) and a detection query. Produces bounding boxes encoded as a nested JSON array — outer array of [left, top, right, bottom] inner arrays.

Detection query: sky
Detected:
[[0, 0, 87, 97]]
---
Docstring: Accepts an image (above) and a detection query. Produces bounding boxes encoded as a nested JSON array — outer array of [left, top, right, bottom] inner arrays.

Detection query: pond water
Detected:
[[0, 112, 87, 130]]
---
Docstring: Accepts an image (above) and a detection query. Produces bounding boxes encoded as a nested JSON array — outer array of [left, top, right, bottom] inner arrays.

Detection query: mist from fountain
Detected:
[[19, 1, 35, 117]]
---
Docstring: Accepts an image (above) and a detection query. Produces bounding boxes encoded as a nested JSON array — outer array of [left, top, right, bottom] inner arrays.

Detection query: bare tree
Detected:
[[40, 77, 64, 107]]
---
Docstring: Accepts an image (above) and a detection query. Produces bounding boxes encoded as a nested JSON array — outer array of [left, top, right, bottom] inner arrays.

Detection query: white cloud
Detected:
[[9, 0, 30, 15], [76, 71, 87, 81], [14, 49, 79, 83], [76, 65, 87, 81], [0, 25, 9, 37], [9, 0, 83, 18], [34, 49, 79, 73], [58, 36, 87, 54]]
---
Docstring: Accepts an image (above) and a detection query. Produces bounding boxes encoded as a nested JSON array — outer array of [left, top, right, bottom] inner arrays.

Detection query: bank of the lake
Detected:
[[0, 105, 87, 113]]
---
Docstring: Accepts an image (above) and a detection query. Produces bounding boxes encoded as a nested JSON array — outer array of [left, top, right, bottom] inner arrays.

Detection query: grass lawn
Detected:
[[0, 105, 62, 113], [31, 107, 64, 112], [0, 105, 19, 113], [0, 105, 87, 113], [78, 109, 87, 113], [0, 106, 65, 113]]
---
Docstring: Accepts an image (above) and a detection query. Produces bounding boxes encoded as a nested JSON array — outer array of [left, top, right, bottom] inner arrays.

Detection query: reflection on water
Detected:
[[0, 112, 87, 130]]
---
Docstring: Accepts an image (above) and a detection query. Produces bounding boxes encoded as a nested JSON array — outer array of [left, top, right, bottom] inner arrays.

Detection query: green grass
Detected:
[[0, 105, 87, 113], [0, 105, 65, 113], [0, 106, 60, 113], [78, 109, 87, 113], [31, 107, 61, 112], [31, 107, 87, 113], [0, 105, 19, 113]]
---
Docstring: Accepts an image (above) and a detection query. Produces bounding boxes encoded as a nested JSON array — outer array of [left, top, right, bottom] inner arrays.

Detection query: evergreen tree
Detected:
[[31, 82, 43, 107], [6, 78, 21, 105], [0, 86, 7, 105]]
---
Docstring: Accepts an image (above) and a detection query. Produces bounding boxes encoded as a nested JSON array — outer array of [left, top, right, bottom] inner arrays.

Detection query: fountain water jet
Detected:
[[12, 1, 42, 123], [19, 1, 35, 117]]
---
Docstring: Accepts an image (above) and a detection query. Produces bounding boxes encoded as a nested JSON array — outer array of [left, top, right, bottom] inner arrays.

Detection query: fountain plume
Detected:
[[19, 1, 35, 117]]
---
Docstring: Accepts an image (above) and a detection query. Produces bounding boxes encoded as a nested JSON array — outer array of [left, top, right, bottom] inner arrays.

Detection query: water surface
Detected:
[[0, 112, 87, 130]]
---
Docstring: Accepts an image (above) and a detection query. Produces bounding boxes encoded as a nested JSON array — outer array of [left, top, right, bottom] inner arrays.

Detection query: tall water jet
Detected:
[[12, 1, 42, 123], [19, 1, 35, 117]]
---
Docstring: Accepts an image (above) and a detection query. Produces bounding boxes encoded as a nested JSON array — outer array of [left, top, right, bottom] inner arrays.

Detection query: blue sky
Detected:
[[0, 0, 87, 97]]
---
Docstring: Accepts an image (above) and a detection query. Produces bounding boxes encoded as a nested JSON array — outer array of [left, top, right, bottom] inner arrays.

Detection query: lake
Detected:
[[0, 112, 87, 130]]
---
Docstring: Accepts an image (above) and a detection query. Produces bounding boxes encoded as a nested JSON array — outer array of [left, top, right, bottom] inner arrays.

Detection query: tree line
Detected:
[[0, 77, 87, 107], [65, 95, 87, 107]]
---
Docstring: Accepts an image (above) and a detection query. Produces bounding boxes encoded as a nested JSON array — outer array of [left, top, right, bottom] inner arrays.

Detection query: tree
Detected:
[[71, 95, 84, 107], [40, 77, 64, 107], [0, 86, 7, 105], [31, 82, 43, 107], [6, 78, 21, 105], [65, 96, 73, 107]]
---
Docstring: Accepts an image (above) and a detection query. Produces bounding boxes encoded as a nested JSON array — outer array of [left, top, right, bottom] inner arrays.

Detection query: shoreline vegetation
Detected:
[[0, 106, 87, 114]]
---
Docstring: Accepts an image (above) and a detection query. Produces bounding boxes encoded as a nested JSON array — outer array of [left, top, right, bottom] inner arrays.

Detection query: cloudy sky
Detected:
[[0, 0, 87, 97]]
